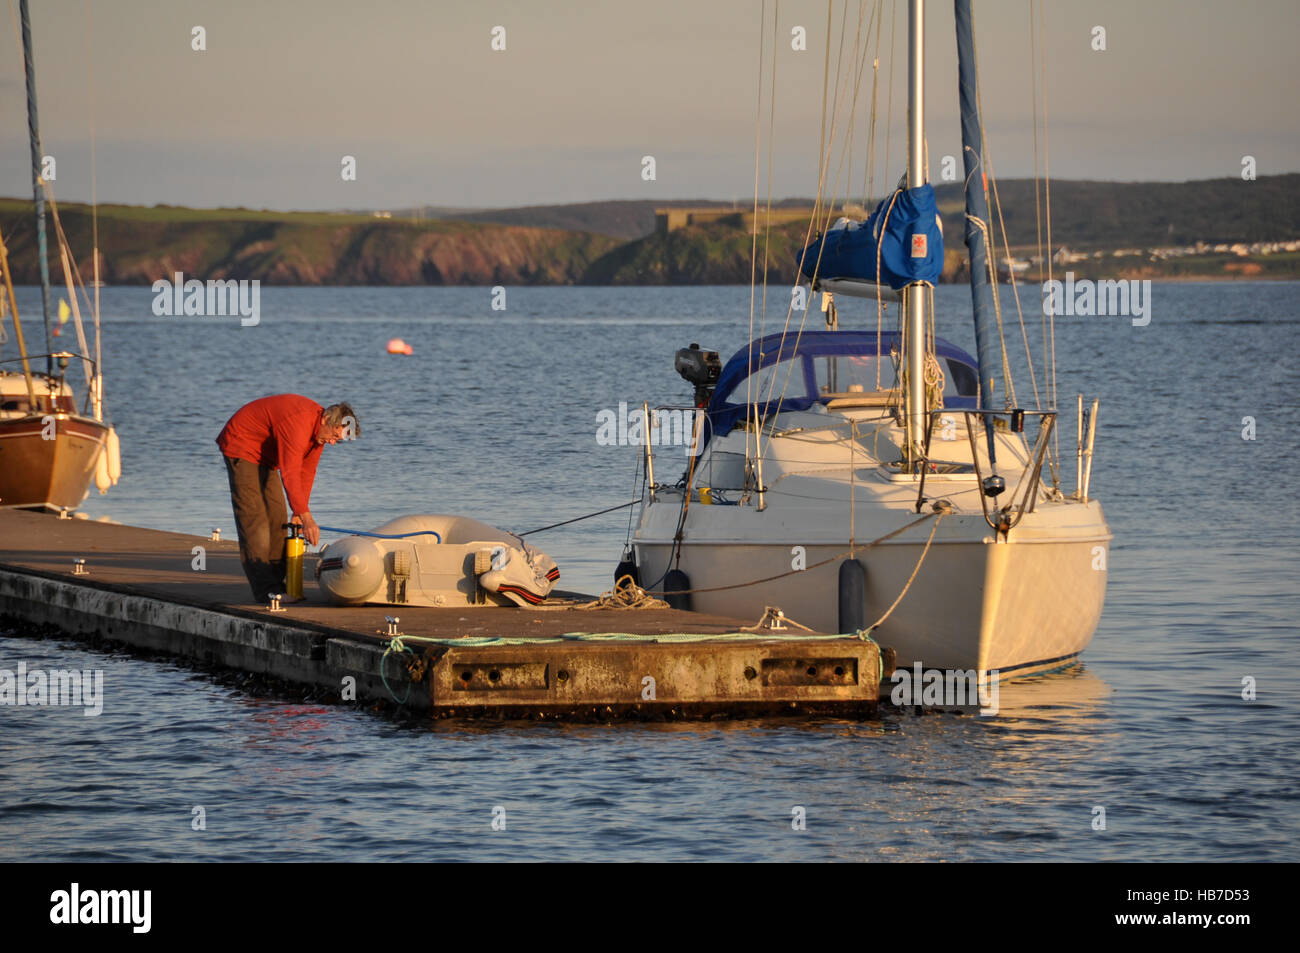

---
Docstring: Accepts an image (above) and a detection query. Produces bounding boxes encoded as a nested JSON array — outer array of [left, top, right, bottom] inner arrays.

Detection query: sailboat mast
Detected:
[[905, 0, 927, 461], [19, 0, 53, 377]]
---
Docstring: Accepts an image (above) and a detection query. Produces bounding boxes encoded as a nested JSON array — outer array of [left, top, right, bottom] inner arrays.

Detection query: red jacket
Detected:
[[217, 394, 323, 516]]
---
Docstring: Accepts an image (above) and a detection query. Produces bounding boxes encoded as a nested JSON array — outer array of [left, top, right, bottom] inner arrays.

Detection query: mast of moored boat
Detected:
[[904, 0, 927, 463], [0, 225, 38, 407], [19, 0, 54, 377]]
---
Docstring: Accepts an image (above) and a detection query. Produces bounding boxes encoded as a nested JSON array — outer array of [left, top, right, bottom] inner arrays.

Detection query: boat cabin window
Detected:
[[814, 354, 898, 395], [725, 357, 809, 403], [943, 358, 979, 400]]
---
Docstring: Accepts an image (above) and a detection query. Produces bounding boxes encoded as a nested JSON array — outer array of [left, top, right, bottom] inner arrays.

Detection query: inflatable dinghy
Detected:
[[315, 515, 559, 608]]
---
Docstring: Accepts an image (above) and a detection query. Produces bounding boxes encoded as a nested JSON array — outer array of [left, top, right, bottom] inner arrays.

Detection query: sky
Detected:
[[0, 0, 1296, 212]]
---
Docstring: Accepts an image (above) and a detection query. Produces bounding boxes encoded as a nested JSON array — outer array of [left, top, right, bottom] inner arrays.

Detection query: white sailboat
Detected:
[[628, 0, 1110, 679]]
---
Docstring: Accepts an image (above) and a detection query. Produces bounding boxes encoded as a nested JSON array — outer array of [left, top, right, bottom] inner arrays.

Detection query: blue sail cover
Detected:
[[797, 184, 944, 290]]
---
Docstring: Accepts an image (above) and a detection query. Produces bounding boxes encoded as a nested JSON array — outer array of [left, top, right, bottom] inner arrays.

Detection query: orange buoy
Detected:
[[386, 337, 413, 355]]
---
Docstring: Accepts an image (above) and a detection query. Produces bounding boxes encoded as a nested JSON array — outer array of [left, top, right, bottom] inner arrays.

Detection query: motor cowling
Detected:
[[675, 343, 721, 407]]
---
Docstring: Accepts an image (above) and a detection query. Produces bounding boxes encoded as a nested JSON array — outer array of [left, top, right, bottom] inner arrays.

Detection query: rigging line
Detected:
[[672, 420, 704, 568], [883, 0, 897, 205], [1039, 0, 1059, 475], [86, 0, 102, 413], [873, 189, 902, 393], [969, 112, 1040, 413], [987, 169, 1044, 417], [844, 0, 875, 211], [965, 157, 1016, 407], [799, 0, 852, 291], [862, 0, 884, 205], [968, 9, 1039, 425], [745, 0, 768, 477], [56, 242, 92, 390], [1029, 0, 1043, 311], [759, 0, 779, 338], [753, 0, 836, 476], [759, 0, 867, 469], [515, 500, 641, 537], [757, 0, 848, 449], [41, 182, 96, 332], [808, 0, 852, 250], [623, 445, 644, 550], [815, 0, 833, 226], [756, 1, 866, 457], [841, 0, 875, 219], [40, 182, 95, 350], [818, 0, 865, 238], [849, 419, 857, 550], [865, 511, 945, 632]]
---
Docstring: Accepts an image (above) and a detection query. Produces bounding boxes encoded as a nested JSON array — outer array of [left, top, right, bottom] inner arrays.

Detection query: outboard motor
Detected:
[[674, 343, 721, 408]]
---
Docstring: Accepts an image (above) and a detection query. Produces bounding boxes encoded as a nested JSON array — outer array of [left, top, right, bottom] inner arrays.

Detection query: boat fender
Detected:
[[93, 425, 121, 494], [838, 558, 867, 633], [106, 426, 121, 482], [613, 548, 640, 588], [664, 569, 692, 611]]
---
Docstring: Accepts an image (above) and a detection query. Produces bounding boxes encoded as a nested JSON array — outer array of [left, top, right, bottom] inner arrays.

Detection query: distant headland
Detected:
[[2, 174, 1296, 286]]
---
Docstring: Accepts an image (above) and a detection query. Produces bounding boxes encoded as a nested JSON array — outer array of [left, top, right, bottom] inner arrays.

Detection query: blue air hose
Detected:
[[317, 525, 442, 543]]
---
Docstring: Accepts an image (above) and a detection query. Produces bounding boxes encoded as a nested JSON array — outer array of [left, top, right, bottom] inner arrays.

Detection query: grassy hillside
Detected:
[[0, 200, 618, 286], [426, 176, 1300, 248], [930, 175, 1300, 249], [0, 174, 1294, 286]]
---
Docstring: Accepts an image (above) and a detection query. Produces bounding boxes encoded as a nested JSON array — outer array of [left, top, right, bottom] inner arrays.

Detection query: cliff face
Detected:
[[0, 203, 618, 286], [581, 222, 808, 285], [2, 173, 1297, 288]]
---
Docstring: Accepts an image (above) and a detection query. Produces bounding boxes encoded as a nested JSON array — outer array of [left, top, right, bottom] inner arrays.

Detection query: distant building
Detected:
[[655, 207, 814, 235]]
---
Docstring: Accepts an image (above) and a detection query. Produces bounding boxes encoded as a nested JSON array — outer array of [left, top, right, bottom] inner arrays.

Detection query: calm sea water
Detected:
[[2, 282, 1297, 861]]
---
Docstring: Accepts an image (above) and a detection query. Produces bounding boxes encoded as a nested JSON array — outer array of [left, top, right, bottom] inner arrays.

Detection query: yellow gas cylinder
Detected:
[[284, 522, 305, 599]]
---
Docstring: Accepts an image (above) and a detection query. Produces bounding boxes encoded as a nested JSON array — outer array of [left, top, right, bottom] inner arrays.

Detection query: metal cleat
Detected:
[[72, 557, 88, 576], [268, 593, 286, 612]]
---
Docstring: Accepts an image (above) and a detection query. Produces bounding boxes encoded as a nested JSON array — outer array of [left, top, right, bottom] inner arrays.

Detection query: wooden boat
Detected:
[[0, 0, 116, 512]]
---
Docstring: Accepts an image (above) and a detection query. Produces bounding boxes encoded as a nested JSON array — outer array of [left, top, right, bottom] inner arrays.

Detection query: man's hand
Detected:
[[294, 513, 321, 546]]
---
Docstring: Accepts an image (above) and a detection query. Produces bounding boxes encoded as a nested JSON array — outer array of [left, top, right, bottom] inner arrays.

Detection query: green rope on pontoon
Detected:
[[563, 631, 868, 644], [379, 636, 414, 704], [852, 628, 885, 683]]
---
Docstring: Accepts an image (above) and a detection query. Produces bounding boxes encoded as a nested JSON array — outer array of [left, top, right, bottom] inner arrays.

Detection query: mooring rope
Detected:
[[863, 509, 946, 632], [573, 575, 669, 611], [516, 500, 640, 537]]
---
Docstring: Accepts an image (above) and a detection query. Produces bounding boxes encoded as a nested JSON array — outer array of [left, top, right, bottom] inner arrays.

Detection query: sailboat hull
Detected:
[[634, 507, 1109, 678], [0, 413, 109, 511]]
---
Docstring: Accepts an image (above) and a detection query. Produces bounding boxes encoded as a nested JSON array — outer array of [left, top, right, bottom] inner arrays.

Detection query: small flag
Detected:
[[57, 298, 70, 323]]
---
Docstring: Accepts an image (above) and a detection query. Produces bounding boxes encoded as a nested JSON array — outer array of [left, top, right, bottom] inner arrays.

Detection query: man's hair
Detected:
[[322, 402, 360, 437]]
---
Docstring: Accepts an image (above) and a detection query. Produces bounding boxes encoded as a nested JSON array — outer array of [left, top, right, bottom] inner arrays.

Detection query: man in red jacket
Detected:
[[216, 394, 359, 602]]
